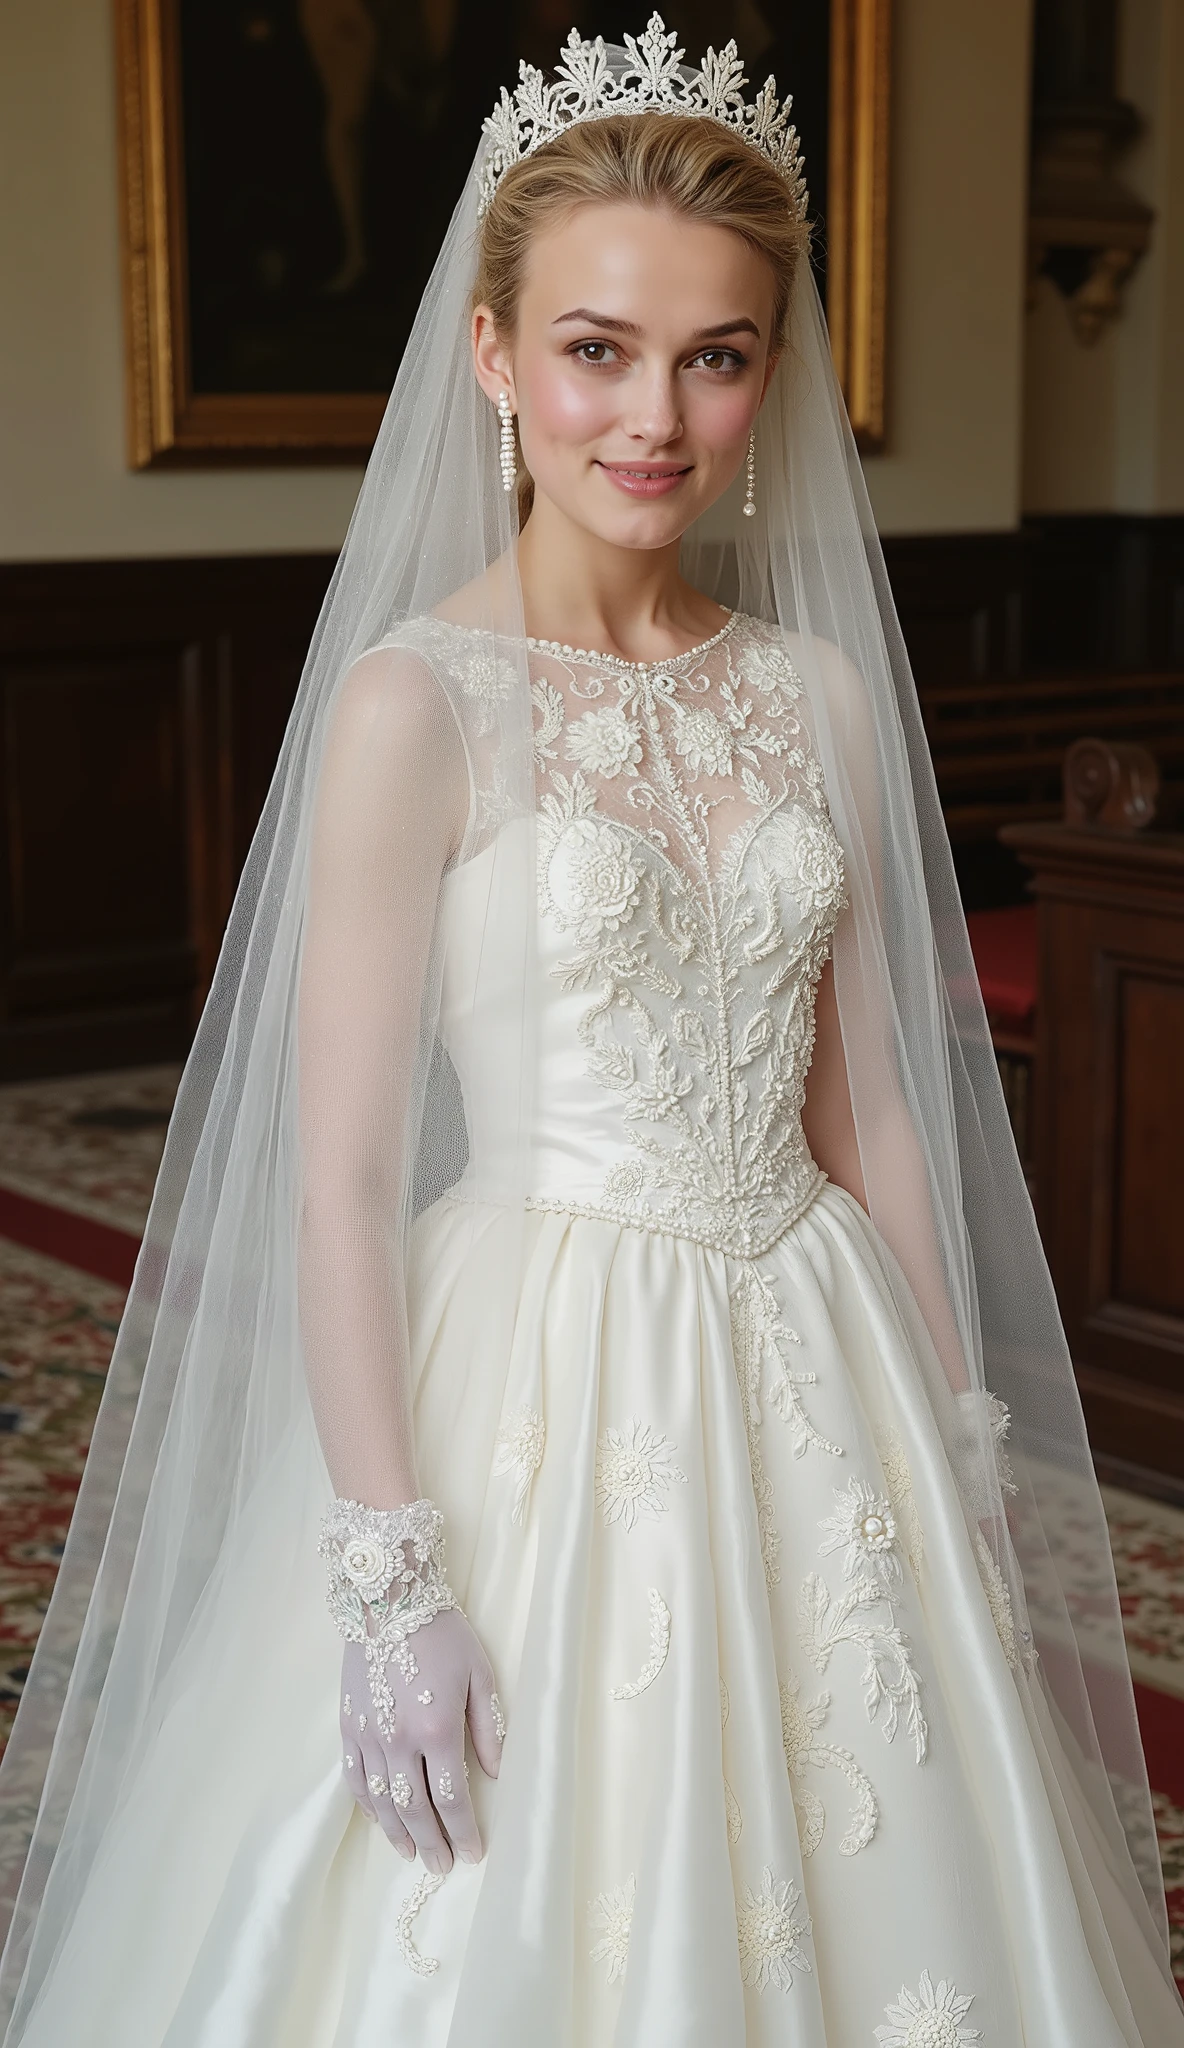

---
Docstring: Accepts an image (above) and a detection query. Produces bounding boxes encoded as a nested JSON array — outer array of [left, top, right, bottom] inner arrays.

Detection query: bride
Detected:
[[1, 18, 1180, 2045]]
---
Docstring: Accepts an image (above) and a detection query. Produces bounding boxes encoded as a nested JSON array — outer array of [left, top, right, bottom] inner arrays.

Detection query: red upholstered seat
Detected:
[[965, 905, 1038, 1033]]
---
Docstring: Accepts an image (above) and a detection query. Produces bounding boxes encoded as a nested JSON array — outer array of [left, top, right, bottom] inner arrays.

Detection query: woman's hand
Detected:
[[340, 1610, 505, 1871]]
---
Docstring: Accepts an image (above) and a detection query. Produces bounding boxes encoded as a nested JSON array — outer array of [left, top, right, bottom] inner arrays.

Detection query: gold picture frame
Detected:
[[116, 0, 890, 468], [828, 0, 892, 450]]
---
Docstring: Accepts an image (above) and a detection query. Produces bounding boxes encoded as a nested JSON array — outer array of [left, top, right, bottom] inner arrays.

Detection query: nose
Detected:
[[624, 365, 683, 451]]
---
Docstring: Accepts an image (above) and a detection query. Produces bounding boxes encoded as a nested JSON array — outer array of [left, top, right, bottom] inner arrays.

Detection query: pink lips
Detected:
[[596, 462, 691, 498]]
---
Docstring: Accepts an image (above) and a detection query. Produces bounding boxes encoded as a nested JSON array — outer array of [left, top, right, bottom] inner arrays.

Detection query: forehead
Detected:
[[518, 202, 775, 332]]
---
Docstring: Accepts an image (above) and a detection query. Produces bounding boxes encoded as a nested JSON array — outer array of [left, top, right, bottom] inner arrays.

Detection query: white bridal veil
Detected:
[[0, 25, 1175, 2034]]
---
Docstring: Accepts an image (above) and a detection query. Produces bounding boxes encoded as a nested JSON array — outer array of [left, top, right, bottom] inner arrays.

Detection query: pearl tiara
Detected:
[[476, 12, 808, 222]]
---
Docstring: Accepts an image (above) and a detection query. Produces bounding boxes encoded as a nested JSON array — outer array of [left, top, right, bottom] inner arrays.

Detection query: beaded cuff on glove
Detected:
[[318, 1497, 457, 1741]]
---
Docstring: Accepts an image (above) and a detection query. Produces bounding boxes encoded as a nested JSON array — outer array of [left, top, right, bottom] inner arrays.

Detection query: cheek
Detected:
[[687, 386, 756, 454], [524, 360, 618, 445]]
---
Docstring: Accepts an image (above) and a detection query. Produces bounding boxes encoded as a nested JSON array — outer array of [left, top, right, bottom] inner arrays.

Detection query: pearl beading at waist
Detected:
[[520, 1167, 828, 1259]]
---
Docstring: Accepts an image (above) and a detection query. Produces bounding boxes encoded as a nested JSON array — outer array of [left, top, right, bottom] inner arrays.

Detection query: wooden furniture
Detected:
[[1002, 742, 1184, 1480], [922, 667, 1184, 906]]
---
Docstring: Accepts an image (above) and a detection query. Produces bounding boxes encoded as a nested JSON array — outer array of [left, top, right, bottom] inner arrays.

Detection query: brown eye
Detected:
[[574, 341, 614, 364], [691, 348, 745, 373]]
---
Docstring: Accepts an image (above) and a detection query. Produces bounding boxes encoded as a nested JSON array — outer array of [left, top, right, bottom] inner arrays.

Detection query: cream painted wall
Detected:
[[1022, 0, 1184, 514], [863, 0, 1034, 535], [0, 0, 1034, 561]]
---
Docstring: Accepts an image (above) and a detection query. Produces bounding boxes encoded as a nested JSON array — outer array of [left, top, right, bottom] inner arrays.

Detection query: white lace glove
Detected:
[[320, 1498, 505, 1871], [950, 1388, 1018, 1523]]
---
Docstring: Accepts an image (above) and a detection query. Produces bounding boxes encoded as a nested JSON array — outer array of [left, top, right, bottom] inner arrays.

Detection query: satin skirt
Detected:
[[12, 1183, 1182, 2046]]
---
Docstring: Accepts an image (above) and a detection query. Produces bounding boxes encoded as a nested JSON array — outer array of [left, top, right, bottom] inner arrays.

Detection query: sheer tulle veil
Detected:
[[0, 28, 1174, 2032]]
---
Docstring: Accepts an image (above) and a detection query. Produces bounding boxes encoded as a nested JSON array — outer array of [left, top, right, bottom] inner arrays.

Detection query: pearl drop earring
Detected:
[[742, 427, 757, 518], [497, 390, 516, 494]]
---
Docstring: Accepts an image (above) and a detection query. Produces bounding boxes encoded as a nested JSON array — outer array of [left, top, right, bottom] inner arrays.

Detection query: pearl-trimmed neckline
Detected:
[[526, 610, 738, 672]]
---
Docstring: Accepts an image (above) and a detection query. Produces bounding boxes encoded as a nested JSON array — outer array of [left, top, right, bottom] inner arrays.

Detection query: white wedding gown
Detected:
[[13, 615, 1182, 2045]]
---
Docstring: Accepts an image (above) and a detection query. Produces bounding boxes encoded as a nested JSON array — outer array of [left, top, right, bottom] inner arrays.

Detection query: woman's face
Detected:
[[473, 202, 778, 550]]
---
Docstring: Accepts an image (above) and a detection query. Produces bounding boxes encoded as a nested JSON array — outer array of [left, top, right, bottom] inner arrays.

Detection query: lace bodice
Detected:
[[426, 612, 847, 1258]]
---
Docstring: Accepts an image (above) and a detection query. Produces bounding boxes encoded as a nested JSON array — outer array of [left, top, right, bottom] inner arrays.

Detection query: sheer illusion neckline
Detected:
[[526, 610, 738, 672], [428, 608, 740, 672]]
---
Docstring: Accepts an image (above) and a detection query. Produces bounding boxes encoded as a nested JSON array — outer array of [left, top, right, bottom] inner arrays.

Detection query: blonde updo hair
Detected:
[[473, 111, 810, 516]]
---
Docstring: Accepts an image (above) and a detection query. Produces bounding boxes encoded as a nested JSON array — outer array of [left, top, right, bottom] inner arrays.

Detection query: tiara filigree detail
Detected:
[[477, 12, 807, 221]]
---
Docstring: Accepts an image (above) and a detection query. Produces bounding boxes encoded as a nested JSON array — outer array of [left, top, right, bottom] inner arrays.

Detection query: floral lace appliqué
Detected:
[[610, 1586, 672, 1700], [735, 1867, 813, 1993], [799, 1565, 928, 1765], [874, 1970, 982, 2046], [876, 1426, 925, 1580], [819, 1477, 901, 1591], [589, 1873, 636, 1984], [529, 620, 851, 1590], [595, 1419, 688, 1530], [729, 1262, 842, 1587], [565, 704, 643, 778], [974, 1529, 1020, 1670], [493, 1406, 546, 1524], [396, 1868, 446, 1977], [780, 1673, 878, 1856], [530, 615, 846, 1260]]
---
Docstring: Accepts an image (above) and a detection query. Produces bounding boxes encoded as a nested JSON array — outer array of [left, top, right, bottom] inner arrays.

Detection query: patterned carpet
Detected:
[[0, 1063, 179, 1235], [0, 1065, 1182, 1987]]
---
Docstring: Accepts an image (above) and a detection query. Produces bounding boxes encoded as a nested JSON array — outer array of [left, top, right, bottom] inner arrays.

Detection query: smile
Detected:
[[596, 462, 692, 498]]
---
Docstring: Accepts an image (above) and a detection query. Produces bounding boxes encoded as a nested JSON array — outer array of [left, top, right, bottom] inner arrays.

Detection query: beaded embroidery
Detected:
[[492, 1406, 546, 1525], [528, 616, 846, 1259], [526, 620, 848, 1582], [735, 1867, 813, 1993], [874, 1970, 981, 2046], [589, 1874, 636, 1985], [780, 1673, 878, 1857], [799, 1569, 928, 1766], [610, 1586, 672, 1700], [595, 1419, 688, 1530], [318, 1498, 457, 1743], [396, 1869, 446, 1977]]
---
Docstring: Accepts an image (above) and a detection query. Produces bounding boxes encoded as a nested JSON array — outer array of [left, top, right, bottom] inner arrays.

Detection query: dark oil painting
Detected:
[[179, 2, 830, 400]]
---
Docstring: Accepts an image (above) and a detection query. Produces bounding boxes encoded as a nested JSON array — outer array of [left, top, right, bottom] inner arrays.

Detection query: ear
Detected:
[[472, 305, 516, 410]]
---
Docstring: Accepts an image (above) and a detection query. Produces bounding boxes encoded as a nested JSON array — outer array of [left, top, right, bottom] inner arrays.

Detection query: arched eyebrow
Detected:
[[552, 308, 761, 341]]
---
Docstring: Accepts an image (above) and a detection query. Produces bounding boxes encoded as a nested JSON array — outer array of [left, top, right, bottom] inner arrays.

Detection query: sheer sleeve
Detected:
[[297, 647, 470, 1509], [801, 636, 972, 1395]]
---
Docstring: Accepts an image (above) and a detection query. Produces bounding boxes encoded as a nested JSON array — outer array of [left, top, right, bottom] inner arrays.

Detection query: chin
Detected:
[[600, 510, 691, 551], [571, 482, 702, 552]]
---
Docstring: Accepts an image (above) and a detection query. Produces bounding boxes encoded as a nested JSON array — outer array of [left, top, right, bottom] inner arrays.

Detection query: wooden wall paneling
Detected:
[[880, 530, 1027, 685], [1021, 513, 1184, 672], [0, 556, 334, 1078], [1, 641, 206, 1074], [880, 515, 1184, 685]]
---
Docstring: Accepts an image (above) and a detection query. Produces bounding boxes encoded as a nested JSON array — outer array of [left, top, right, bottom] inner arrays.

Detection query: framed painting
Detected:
[[115, 1, 890, 467]]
